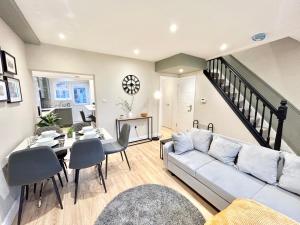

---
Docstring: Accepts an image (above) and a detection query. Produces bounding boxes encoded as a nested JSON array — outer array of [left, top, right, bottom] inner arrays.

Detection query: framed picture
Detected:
[[0, 50, 3, 75], [4, 76, 22, 103], [0, 80, 8, 101], [2, 51, 17, 75]]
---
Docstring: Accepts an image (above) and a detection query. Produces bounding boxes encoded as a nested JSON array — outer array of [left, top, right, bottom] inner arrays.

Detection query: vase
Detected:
[[127, 112, 133, 118]]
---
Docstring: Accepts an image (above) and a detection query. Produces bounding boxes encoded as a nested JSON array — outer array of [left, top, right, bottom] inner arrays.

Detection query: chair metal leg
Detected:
[[17, 185, 25, 225], [120, 151, 124, 161], [25, 185, 29, 200], [57, 173, 63, 187], [51, 176, 63, 209], [60, 160, 69, 182], [33, 183, 37, 193], [74, 169, 80, 204], [123, 151, 131, 170], [97, 164, 107, 193], [105, 155, 108, 179], [38, 182, 44, 208]]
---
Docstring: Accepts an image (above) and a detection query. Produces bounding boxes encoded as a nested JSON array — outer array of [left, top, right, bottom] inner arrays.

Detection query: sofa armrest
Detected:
[[163, 141, 174, 168]]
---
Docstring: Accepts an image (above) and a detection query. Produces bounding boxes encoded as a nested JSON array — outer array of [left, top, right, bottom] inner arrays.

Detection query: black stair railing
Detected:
[[204, 57, 288, 150]]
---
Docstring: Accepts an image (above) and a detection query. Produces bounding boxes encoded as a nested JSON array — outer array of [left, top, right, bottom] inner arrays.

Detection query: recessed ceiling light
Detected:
[[179, 68, 184, 73], [58, 33, 66, 40], [133, 49, 140, 55], [219, 43, 228, 51], [252, 33, 266, 41], [169, 24, 178, 33]]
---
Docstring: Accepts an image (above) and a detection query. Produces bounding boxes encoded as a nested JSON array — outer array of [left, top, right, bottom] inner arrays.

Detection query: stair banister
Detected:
[[205, 57, 288, 150]]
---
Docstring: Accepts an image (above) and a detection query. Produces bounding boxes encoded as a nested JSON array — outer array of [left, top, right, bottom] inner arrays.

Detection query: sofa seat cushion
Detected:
[[195, 160, 266, 203], [253, 185, 300, 223], [168, 150, 215, 177]]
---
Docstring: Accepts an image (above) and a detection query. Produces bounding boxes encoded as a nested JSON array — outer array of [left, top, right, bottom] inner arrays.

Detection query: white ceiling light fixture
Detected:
[[58, 33, 66, 40], [169, 24, 178, 33], [133, 49, 140, 55], [179, 68, 184, 73], [219, 43, 228, 51]]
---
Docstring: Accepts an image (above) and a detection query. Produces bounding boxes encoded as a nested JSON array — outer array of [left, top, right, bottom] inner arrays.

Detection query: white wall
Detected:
[[25, 44, 160, 140], [0, 18, 35, 223], [160, 76, 178, 130], [194, 71, 258, 144], [233, 37, 300, 110]]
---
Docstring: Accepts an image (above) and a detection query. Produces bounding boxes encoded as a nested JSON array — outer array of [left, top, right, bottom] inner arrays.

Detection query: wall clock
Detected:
[[122, 75, 140, 95]]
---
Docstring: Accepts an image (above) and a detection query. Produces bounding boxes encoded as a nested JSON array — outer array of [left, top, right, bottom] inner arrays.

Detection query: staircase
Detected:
[[203, 57, 288, 150]]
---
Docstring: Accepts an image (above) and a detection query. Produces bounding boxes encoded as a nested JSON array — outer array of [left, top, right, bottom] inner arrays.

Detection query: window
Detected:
[[73, 86, 88, 104], [55, 81, 70, 100]]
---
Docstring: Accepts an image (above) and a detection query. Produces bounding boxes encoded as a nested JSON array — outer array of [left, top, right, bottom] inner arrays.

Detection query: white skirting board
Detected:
[[2, 199, 18, 225]]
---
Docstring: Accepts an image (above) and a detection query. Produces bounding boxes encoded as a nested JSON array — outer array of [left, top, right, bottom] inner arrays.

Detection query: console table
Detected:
[[115, 116, 153, 146]]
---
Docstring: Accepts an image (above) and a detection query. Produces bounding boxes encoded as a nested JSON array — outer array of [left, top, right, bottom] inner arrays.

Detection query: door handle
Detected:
[[187, 105, 192, 112]]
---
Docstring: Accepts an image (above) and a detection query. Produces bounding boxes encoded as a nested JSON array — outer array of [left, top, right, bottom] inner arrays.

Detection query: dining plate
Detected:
[[31, 140, 59, 148], [39, 132, 60, 139], [79, 134, 100, 140]]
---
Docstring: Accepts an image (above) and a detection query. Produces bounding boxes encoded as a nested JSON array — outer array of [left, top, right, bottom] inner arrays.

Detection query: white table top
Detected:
[[4, 128, 113, 165], [85, 104, 96, 111]]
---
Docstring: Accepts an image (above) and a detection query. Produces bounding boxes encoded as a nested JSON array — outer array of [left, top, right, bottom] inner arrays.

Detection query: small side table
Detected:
[[160, 138, 172, 160]]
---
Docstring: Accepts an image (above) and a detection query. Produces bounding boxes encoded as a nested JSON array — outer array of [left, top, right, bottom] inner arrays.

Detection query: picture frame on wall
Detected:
[[0, 80, 8, 102], [0, 50, 3, 75], [2, 51, 17, 75], [4, 76, 22, 103]]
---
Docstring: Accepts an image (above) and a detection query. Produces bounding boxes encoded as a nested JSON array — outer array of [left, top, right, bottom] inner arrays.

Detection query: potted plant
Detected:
[[67, 127, 74, 138], [37, 112, 61, 127]]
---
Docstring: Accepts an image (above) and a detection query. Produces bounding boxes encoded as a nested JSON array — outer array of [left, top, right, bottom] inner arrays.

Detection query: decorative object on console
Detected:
[[140, 112, 148, 117], [122, 75, 140, 95], [117, 96, 134, 118], [0, 79, 8, 101], [2, 51, 17, 74], [4, 76, 22, 103]]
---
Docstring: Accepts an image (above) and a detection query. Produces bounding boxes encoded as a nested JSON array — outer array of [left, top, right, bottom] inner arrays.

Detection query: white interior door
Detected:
[[176, 76, 196, 132]]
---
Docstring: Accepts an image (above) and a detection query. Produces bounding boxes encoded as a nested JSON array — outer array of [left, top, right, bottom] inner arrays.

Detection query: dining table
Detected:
[[4, 127, 113, 166]]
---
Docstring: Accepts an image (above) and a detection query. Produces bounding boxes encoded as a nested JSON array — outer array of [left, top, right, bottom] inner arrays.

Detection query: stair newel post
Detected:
[[216, 59, 219, 81], [274, 100, 288, 150]]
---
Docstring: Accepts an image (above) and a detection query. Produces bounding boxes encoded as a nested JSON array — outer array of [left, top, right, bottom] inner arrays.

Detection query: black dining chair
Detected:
[[35, 126, 69, 183], [7, 146, 63, 225], [103, 123, 131, 179], [80, 110, 96, 123], [69, 138, 107, 204]]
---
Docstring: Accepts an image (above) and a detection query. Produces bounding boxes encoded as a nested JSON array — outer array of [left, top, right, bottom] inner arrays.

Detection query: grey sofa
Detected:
[[163, 133, 300, 222]]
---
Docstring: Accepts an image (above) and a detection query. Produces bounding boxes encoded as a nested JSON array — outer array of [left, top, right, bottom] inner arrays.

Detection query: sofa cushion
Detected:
[[168, 150, 215, 177], [195, 160, 265, 203], [191, 129, 212, 153], [208, 136, 242, 165], [279, 152, 300, 196], [172, 132, 193, 154], [253, 184, 300, 222], [237, 144, 280, 184]]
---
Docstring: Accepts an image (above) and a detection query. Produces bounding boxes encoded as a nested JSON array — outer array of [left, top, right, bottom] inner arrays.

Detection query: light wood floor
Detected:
[[14, 128, 217, 225]]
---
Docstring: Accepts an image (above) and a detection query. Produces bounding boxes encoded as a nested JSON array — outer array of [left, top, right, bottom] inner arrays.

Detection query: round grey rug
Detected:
[[95, 184, 205, 225]]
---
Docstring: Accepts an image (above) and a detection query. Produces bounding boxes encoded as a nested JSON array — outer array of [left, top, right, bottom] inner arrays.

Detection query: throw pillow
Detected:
[[279, 152, 300, 196], [237, 145, 280, 184], [208, 136, 242, 165], [191, 129, 212, 153], [172, 132, 194, 155]]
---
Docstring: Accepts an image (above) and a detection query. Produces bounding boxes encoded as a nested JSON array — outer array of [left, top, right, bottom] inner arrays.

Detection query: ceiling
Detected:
[[15, 0, 300, 61]]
